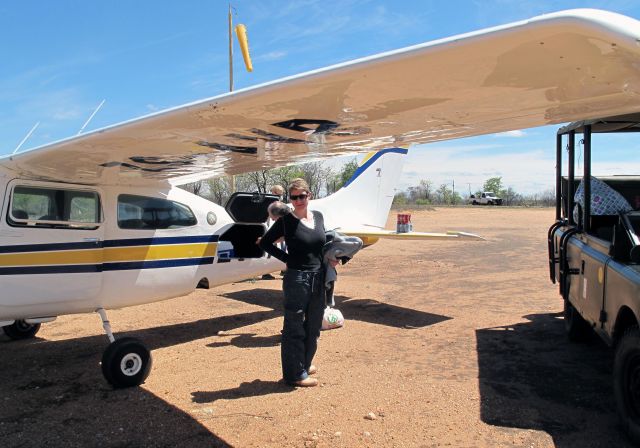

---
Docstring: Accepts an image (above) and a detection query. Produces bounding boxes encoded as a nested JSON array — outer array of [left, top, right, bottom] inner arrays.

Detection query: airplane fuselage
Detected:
[[0, 170, 283, 322]]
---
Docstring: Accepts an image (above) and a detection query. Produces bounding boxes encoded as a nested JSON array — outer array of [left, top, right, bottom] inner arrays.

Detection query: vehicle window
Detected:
[[117, 194, 197, 230], [9, 186, 100, 229]]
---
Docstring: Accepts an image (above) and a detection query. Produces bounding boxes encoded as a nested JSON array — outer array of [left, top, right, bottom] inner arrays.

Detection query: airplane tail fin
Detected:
[[311, 147, 407, 230]]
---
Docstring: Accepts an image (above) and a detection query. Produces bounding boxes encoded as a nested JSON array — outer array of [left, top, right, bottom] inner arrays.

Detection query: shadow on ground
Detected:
[[0, 309, 283, 448], [222, 288, 452, 329], [477, 312, 634, 447], [192, 380, 293, 404]]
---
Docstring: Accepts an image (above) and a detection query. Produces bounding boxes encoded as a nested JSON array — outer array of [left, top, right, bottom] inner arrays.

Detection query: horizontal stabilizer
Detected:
[[339, 229, 484, 245]]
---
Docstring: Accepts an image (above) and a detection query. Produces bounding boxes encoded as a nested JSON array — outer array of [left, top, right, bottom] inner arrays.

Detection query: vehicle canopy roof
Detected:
[[558, 112, 640, 135]]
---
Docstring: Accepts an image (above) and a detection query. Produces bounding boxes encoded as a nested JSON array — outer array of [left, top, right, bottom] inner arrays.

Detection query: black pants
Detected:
[[281, 269, 324, 383]]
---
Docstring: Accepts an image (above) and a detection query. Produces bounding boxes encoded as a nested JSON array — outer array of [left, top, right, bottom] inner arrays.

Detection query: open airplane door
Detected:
[[219, 192, 280, 259]]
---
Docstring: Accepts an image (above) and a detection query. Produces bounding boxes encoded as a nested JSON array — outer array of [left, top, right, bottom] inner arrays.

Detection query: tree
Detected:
[[332, 158, 359, 192], [393, 191, 408, 206], [301, 162, 334, 198], [180, 181, 205, 197], [268, 165, 305, 201], [539, 188, 556, 207], [204, 177, 232, 205], [408, 179, 434, 204], [482, 177, 504, 195], [501, 186, 521, 206], [435, 183, 450, 204], [178, 159, 338, 204]]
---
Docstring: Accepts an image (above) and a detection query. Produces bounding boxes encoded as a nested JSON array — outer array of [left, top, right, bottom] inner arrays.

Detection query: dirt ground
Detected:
[[0, 207, 634, 447]]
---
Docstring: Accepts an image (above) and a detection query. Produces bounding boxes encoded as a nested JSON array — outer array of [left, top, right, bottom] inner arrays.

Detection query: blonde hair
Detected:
[[270, 185, 285, 196], [288, 178, 310, 194]]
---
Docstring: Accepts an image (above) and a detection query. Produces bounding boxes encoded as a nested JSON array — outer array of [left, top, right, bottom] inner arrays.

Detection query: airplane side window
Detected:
[[8, 186, 100, 229], [117, 194, 197, 230]]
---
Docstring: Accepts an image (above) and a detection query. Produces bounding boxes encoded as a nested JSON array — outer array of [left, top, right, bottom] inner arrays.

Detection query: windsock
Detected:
[[235, 24, 253, 72]]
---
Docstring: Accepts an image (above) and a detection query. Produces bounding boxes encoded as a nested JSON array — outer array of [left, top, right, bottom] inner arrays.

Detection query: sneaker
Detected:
[[291, 377, 318, 387], [308, 365, 317, 375]]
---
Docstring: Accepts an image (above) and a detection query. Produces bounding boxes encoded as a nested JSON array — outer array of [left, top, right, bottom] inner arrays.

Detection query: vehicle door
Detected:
[[0, 180, 104, 312], [576, 234, 609, 328]]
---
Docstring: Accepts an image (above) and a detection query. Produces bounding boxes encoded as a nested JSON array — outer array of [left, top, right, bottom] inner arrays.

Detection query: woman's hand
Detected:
[[329, 259, 339, 267]]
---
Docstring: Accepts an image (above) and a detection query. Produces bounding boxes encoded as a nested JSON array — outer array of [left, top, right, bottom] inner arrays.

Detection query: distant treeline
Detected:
[[180, 161, 554, 208], [393, 177, 555, 207]]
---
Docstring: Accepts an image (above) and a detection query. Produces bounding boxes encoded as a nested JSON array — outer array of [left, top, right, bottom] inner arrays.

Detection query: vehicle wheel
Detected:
[[488, 200, 494, 205], [614, 326, 640, 444], [101, 337, 152, 388], [564, 299, 591, 342], [2, 320, 41, 340], [472, 201, 478, 205]]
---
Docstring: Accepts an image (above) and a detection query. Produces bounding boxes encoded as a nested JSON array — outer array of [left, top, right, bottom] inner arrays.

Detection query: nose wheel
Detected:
[[96, 308, 152, 388], [101, 337, 152, 388]]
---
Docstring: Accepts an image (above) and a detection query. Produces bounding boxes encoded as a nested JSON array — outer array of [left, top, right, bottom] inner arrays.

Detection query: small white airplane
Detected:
[[2, 9, 640, 388]]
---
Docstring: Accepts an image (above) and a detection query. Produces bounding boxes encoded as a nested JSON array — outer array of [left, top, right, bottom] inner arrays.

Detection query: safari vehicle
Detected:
[[468, 192, 503, 205], [547, 113, 640, 442]]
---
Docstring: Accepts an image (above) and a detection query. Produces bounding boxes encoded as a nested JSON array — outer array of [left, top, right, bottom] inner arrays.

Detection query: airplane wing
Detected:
[[2, 9, 640, 185]]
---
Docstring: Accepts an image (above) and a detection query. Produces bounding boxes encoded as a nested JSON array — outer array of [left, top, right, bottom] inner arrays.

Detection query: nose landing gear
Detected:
[[96, 308, 152, 388]]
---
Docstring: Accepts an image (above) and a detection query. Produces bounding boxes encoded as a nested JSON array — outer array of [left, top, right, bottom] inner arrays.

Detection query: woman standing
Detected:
[[259, 178, 334, 387]]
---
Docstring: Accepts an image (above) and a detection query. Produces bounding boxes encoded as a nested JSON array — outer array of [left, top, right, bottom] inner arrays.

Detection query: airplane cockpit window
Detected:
[[8, 186, 100, 229], [117, 194, 197, 230]]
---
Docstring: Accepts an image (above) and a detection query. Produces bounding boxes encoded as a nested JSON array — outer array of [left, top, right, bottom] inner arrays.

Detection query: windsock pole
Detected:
[[228, 3, 236, 192], [228, 3, 234, 92]]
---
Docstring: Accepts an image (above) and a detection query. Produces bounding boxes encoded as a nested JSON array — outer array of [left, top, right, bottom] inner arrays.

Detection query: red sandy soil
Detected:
[[0, 207, 633, 447]]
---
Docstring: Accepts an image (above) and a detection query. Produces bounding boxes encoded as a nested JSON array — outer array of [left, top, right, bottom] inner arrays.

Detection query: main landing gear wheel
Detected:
[[563, 299, 591, 342], [614, 326, 640, 444], [2, 320, 41, 340], [101, 337, 152, 388]]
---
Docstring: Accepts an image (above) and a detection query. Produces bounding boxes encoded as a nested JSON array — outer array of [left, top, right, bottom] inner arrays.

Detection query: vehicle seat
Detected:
[[12, 209, 28, 219]]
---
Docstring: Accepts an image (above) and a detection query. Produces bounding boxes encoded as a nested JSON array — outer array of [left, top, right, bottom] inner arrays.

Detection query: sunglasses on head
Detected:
[[289, 194, 309, 201]]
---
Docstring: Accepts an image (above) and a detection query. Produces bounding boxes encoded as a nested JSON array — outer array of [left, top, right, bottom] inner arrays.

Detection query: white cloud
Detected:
[[257, 51, 287, 61], [398, 145, 556, 194], [495, 130, 525, 137]]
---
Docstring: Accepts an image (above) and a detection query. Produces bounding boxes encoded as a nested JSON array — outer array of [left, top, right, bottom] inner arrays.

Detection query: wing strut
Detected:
[[13, 122, 39, 154]]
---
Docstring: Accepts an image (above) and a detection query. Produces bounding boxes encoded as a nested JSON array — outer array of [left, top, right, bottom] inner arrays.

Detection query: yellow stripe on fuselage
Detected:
[[0, 249, 103, 266], [103, 243, 217, 263], [0, 243, 217, 267]]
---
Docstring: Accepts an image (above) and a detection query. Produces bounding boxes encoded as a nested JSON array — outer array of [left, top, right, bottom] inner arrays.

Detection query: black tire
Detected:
[[472, 201, 478, 205], [101, 337, 152, 388], [564, 299, 591, 342], [614, 326, 640, 444], [2, 320, 41, 340]]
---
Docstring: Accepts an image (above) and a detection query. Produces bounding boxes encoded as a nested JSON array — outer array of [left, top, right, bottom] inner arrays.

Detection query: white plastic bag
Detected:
[[321, 306, 344, 330]]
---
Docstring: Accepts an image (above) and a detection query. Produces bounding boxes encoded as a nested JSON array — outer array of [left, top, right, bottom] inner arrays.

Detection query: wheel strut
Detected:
[[96, 308, 115, 343], [95, 308, 152, 388]]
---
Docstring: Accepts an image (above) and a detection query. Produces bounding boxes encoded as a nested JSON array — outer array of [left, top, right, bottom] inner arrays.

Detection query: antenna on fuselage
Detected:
[[77, 99, 106, 135], [12, 122, 40, 154]]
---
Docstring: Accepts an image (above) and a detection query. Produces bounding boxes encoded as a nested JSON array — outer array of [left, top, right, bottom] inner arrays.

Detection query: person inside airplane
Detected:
[[259, 178, 338, 387]]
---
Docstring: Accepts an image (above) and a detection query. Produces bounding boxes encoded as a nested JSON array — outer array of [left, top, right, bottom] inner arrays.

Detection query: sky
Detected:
[[1, 0, 639, 195]]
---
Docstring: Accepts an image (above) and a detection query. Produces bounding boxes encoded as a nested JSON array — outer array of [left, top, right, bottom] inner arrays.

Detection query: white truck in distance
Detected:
[[469, 192, 503, 205]]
